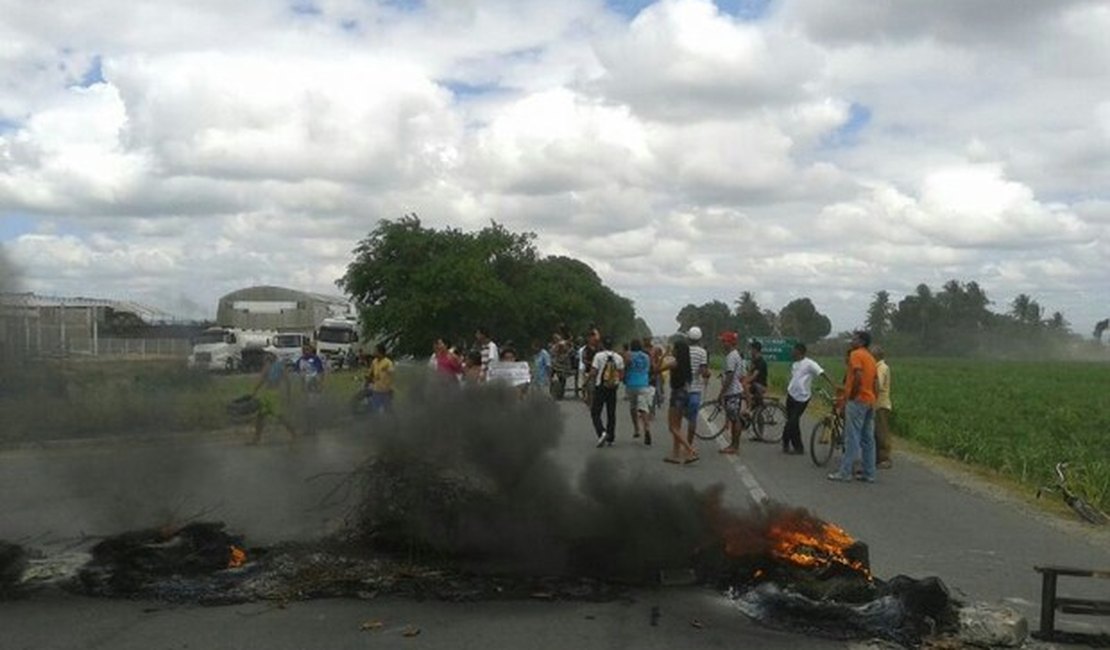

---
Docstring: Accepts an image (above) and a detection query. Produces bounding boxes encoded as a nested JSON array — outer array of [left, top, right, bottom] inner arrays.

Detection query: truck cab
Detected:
[[316, 318, 360, 368], [266, 332, 312, 366], [188, 327, 275, 372]]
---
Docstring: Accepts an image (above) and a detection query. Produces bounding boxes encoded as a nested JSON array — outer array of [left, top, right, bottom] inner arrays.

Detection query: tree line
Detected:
[[674, 292, 832, 346], [864, 280, 1080, 357], [673, 280, 1082, 358], [337, 218, 1087, 360]]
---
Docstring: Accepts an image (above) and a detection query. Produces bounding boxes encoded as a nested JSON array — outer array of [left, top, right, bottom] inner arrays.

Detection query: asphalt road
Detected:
[[1, 385, 1108, 648]]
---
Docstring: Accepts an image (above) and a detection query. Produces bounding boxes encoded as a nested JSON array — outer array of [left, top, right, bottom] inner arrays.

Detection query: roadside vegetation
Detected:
[[0, 359, 363, 443], [806, 357, 1110, 513]]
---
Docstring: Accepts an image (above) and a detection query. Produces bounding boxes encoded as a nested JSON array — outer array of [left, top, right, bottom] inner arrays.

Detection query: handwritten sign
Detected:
[[487, 361, 532, 386]]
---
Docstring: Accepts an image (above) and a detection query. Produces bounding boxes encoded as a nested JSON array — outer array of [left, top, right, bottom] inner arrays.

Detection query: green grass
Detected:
[[805, 357, 1110, 512], [0, 359, 367, 442]]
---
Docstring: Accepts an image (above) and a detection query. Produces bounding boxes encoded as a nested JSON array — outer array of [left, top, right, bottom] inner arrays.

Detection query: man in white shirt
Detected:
[[589, 337, 624, 447], [784, 342, 835, 454], [475, 326, 498, 382], [685, 326, 710, 445], [716, 331, 746, 454]]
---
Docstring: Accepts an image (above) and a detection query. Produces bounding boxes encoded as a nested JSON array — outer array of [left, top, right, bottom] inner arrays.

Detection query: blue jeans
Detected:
[[835, 400, 876, 480]]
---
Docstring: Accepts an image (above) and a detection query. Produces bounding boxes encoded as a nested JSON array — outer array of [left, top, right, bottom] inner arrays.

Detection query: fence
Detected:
[[94, 338, 192, 358]]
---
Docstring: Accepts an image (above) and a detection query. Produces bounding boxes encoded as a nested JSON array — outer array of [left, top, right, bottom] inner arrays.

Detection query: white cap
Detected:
[[687, 326, 702, 341]]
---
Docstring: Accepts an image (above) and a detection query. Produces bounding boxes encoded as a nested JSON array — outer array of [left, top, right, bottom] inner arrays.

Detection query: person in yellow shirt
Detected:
[[873, 345, 893, 468], [368, 343, 395, 414]]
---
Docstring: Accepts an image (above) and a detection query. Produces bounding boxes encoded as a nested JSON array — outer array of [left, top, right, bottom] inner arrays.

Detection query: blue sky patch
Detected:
[[291, 0, 322, 16], [444, 80, 502, 100], [823, 102, 872, 148], [0, 118, 21, 134], [78, 55, 104, 87], [716, 0, 772, 20], [0, 214, 38, 241], [382, 0, 423, 11], [606, 0, 772, 20]]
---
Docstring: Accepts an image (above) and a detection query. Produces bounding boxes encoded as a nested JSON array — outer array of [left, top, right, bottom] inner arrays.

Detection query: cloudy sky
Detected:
[[1, 0, 1108, 335]]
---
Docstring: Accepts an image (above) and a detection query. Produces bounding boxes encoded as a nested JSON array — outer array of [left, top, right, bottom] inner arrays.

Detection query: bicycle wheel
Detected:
[[695, 401, 728, 441], [753, 401, 786, 443], [809, 418, 836, 466], [1070, 497, 1110, 525]]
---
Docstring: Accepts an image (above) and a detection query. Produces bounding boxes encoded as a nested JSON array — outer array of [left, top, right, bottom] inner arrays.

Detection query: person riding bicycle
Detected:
[[249, 352, 297, 444]]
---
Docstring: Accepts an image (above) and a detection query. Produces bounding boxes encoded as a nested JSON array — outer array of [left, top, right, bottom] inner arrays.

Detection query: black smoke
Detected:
[[350, 377, 748, 581]]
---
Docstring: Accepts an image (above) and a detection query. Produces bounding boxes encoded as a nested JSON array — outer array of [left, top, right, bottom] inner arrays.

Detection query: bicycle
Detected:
[[697, 392, 788, 443], [809, 389, 845, 467], [1036, 462, 1108, 525]]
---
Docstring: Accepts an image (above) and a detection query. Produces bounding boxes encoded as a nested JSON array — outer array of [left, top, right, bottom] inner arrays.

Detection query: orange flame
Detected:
[[702, 488, 870, 580], [766, 516, 870, 579], [228, 545, 247, 569]]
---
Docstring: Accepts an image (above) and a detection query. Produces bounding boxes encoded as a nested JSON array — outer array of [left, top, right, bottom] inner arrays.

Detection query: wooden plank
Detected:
[[1034, 565, 1110, 579], [1056, 598, 1110, 616]]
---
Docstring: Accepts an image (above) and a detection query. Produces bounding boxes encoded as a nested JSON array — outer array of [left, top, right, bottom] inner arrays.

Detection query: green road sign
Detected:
[[753, 337, 797, 362]]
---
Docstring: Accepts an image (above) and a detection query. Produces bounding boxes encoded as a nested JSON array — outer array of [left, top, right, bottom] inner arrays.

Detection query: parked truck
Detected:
[[265, 332, 313, 366], [315, 317, 361, 368], [188, 327, 276, 372]]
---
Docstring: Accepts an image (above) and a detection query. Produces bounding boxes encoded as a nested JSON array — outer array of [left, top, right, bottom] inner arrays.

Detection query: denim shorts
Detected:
[[685, 391, 702, 423], [669, 387, 689, 411]]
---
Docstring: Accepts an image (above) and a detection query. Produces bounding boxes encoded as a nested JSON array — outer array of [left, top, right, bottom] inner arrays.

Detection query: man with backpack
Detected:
[[588, 336, 624, 448]]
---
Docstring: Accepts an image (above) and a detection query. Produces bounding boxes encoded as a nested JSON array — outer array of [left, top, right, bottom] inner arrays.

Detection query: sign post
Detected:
[[753, 337, 798, 362]]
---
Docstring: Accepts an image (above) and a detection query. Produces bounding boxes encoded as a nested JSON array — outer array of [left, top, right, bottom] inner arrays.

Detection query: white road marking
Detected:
[[699, 408, 769, 507]]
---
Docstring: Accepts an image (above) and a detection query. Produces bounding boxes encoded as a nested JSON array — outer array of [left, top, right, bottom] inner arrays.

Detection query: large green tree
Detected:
[[338, 216, 637, 355], [734, 291, 773, 343], [778, 297, 832, 344], [675, 299, 735, 343], [865, 290, 893, 339]]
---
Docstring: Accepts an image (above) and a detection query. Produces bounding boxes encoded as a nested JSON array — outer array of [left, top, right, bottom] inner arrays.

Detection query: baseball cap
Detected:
[[718, 331, 738, 345], [687, 326, 702, 341]]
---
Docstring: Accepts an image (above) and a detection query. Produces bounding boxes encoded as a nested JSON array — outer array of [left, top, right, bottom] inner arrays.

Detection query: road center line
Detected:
[[699, 408, 769, 507]]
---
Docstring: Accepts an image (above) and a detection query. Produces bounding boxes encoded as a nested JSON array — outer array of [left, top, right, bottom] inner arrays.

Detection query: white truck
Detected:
[[315, 317, 361, 368], [265, 332, 313, 366], [188, 327, 277, 372]]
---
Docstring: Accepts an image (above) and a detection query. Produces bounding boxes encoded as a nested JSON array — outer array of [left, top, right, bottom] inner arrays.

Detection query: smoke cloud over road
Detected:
[[351, 377, 779, 581]]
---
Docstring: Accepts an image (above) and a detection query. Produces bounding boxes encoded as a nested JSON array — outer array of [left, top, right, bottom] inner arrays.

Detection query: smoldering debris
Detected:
[[0, 541, 28, 598], [78, 522, 246, 597], [732, 576, 957, 645]]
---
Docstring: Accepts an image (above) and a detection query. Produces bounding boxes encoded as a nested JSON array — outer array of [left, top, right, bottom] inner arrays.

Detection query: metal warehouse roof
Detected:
[[0, 292, 178, 323], [219, 285, 349, 306]]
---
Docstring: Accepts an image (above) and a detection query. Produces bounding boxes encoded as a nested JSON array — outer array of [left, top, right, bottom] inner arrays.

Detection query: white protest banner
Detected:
[[487, 361, 531, 386]]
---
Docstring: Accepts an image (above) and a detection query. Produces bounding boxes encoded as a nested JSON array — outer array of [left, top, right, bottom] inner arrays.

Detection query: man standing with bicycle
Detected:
[[828, 331, 879, 483], [784, 342, 835, 455], [717, 331, 746, 454], [685, 327, 711, 446]]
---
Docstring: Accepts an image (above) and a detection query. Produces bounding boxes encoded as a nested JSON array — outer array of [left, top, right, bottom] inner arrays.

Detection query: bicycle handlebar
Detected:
[[1054, 462, 1070, 484]]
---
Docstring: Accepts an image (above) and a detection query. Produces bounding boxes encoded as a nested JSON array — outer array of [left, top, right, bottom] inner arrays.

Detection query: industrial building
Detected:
[[215, 286, 351, 332]]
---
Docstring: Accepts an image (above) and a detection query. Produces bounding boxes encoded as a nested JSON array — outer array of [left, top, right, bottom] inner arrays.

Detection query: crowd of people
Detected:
[[245, 324, 895, 482]]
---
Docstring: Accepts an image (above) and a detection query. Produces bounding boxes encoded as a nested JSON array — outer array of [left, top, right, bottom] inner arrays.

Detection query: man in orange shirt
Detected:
[[828, 331, 879, 483]]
